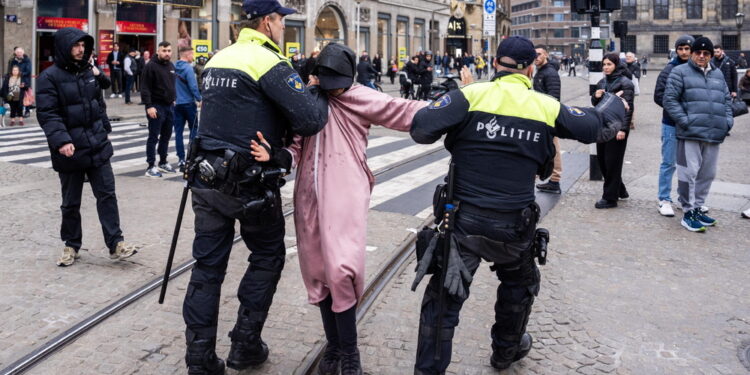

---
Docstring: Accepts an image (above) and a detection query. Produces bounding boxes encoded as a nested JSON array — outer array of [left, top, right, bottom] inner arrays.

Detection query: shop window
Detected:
[[414, 19, 425, 53], [653, 35, 669, 53], [397, 17, 409, 58], [378, 14, 392, 60]]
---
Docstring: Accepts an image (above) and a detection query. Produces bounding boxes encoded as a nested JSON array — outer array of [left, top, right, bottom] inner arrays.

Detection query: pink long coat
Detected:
[[286, 85, 427, 312]]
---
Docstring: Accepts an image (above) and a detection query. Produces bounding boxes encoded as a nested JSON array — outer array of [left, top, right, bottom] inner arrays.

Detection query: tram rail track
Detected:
[[0, 143, 446, 375]]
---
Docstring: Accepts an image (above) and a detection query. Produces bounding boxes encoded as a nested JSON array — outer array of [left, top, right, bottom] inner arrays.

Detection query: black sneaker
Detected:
[[536, 181, 561, 194], [491, 333, 533, 370], [340, 349, 363, 375], [619, 191, 630, 200], [595, 199, 617, 209], [318, 345, 341, 375]]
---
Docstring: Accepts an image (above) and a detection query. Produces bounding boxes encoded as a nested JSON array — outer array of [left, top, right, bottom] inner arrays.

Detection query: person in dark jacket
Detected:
[[442, 52, 451, 73], [134, 50, 145, 92], [140, 41, 177, 178], [36, 27, 137, 267], [7, 47, 32, 116], [625, 52, 641, 80], [591, 53, 635, 209], [2, 65, 26, 125], [418, 51, 434, 99], [664, 37, 732, 232], [300, 49, 319, 84], [533, 47, 563, 194], [106, 43, 125, 97], [653, 34, 694, 217], [711, 45, 738, 97], [372, 53, 383, 82], [356, 54, 378, 89]]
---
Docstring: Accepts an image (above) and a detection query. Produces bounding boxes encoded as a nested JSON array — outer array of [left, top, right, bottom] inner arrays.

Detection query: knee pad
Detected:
[[493, 285, 536, 344]]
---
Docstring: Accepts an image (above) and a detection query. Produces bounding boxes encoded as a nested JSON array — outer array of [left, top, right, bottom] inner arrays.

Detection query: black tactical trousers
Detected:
[[183, 186, 285, 339], [58, 161, 123, 252], [414, 209, 540, 374]]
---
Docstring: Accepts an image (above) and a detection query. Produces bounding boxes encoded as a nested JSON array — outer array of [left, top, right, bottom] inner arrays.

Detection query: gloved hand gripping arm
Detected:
[[554, 92, 628, 144]]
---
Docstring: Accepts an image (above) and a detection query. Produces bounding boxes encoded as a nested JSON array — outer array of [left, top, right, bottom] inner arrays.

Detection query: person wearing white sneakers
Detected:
[[742, 208, 750, 219], [654, 35, 694, 217]]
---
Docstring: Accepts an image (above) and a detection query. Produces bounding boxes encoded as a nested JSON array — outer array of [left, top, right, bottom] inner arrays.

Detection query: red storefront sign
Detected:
[[37, 17, 89, 31], [98, 30, 115, 74], [116, 21, 157, 34]]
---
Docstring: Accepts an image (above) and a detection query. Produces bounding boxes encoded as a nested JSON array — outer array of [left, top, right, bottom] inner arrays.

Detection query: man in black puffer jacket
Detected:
[[711, 45, 738, 97], [36, 27, 137, 267]]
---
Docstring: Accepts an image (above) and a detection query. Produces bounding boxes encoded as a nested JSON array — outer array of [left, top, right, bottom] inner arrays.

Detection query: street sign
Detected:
[[483, 0, 496, 36]]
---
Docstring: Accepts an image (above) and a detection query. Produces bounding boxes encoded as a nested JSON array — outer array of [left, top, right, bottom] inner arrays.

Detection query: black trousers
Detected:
[[183, 186, 286, 338], [8, 99, 22, 118], [145, 104, 174, 167], [596, 135, 629, 201], [111, 70, 122, 94], [415, 209, 540, 374], [58, 161, 123, 252]]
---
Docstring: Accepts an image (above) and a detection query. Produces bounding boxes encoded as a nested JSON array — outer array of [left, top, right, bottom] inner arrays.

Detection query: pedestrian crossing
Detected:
[[0, 121, 450, 217]]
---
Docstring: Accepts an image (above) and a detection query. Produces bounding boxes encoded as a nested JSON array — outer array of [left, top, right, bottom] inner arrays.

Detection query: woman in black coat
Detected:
[[591, 53, 635, 209]]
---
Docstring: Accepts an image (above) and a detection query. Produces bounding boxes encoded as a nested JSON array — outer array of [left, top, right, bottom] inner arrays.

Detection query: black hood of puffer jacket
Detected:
[[54, 27, 94, 72], [608, 63, 630, 81]]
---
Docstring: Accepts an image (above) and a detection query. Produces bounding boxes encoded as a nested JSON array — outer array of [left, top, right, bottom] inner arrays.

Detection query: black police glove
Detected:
[[411, 233, 439, 291], [443, 235, 472, 301], [594, 92, 627, 143]]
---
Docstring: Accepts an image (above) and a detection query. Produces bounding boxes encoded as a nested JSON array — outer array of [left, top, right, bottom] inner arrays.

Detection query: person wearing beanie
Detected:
[[653, 34, 694, 217], [250, 43, 426, 375], [663, 36, 732, 232], [408, 35, 628, 373]]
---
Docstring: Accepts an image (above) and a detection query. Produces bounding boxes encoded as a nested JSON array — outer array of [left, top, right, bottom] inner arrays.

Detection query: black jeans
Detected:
[[145, 104, 174, 167], [111, 69, 122, 94], [596, 135, 629, 201], [183, 185, 286, 338], [124, 75, 134, 103], [8, 99, 22, 118], [58, 161, 123, 252], [415, 209, 540, 374]]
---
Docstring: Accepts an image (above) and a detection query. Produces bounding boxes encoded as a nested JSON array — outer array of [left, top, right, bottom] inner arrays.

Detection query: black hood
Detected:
[[609, 62, 631, 81], [54, 27, 94, 71]]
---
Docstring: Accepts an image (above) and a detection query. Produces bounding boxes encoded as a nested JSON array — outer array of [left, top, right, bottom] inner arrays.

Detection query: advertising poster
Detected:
[[192, 39, 212, 59], [98, 29, 115, 75]]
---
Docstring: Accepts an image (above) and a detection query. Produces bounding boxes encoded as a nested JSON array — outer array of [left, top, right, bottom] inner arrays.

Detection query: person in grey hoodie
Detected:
[[173, 45, 202, 172], [663, 37, 732, 232]]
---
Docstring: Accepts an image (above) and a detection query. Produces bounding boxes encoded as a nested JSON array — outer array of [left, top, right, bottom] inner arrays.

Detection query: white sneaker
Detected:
[[109, 93, 116, 98], [118, 94, 123, 98], [742, 208, 750, 219], [658, 200, 675, 217]]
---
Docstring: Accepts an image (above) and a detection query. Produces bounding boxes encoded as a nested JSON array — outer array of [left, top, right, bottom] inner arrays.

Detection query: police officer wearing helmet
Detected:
[[410, 36, 627, 373], [181, 0, 328, 374]]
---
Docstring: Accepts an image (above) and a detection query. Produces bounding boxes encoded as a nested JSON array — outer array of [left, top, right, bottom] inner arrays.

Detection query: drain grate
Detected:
[[739, 341, 750, 371]]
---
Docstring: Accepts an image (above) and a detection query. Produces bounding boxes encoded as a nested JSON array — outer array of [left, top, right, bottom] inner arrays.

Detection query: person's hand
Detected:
[[616, 131, 626, 140], [112, 60, 119, 65], [308, 75, 320, 87], [59, 143, 75, 157], [196, 101, 201, 109], [92, 65, 100, 76], [615, 91, 630, 112], [250, 131, 271, 162], [460, 66, 473, 85], [595, 89, 605, 99], [147, 107, 158, 119], [731, 91, 737, 98]]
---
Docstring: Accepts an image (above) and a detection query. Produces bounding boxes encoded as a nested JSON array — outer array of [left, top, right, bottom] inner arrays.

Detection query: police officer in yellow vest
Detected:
[[182, 1, 327, 374], [410, 36, 627, 374]]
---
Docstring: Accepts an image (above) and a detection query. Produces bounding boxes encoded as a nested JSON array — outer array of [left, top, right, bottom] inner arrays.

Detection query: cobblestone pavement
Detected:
[[3, 74, 749, 375]]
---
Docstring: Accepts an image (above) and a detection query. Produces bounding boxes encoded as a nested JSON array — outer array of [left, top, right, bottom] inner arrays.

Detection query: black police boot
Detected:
[[490, 333, 533, 370], [340, 348, 363, 375], [318, 344, 341, 375], [226, 307, 269, 370], [185, 333, 225, 375]]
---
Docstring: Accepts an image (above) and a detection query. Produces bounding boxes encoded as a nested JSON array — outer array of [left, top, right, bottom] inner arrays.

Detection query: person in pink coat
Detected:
[[251, 43, 426, 375]]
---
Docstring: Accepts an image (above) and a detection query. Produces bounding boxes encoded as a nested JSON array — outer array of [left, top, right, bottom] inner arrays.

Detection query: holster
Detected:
[[432, 183, 448, 225]]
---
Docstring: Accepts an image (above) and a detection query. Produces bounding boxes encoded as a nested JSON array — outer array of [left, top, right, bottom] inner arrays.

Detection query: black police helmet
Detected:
[[313, 43, 357, 90]]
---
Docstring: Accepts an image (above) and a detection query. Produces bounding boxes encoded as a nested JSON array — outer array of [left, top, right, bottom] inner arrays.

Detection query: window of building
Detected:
[[654, 0, 669, 19], [553, 13, 565, 21], [553, 0, 565, 6], [686, 0, 702, 19], [397, 16, 410, 58], [571, 13, 586, 21], [721, 0, 738, 19], [721, 34, 739, 50], [601, 26, 610, 39], [553, 29, 566, 38], [571, 27, 580, 38], [38, 0, 88, 19], [534, 30, 542, 38], [653, 35, 669, 53], [285, 20, 306, 55], [414, 19, 425, 53], [378, 14, 392, 61], [511, 1, 540, 12], [621, 0, 637, 20], [622, 35, 637, 53]]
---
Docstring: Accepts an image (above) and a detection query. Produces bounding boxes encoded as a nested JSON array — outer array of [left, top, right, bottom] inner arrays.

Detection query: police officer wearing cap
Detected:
[[410, 36, 628, 374], [181, 0, 327, 374]]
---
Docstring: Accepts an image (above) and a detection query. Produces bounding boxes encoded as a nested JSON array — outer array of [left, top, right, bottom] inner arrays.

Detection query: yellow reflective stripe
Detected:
[[205, 28, 288, 81], [462, 74, 559, 127]]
